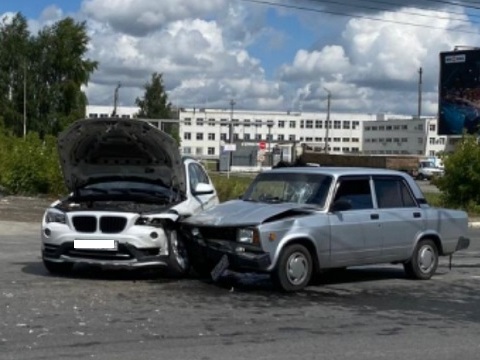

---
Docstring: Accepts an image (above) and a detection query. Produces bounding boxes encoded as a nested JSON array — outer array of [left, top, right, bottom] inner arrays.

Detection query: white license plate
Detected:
[[210, 254, 229, 281], [74, 240, 117, 250]]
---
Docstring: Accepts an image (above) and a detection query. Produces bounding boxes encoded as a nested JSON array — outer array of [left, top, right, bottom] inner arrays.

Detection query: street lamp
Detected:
[[323, 87, 331, 154]]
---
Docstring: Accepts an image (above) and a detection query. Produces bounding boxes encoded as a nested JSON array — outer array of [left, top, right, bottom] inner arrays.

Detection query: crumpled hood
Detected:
[[183, 199, 315, 226], [57, 118, 186, 193]]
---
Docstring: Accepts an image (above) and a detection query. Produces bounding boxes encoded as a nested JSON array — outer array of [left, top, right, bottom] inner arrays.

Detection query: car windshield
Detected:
[[243, 172, 333, 207], [79, 180, 181, 201]]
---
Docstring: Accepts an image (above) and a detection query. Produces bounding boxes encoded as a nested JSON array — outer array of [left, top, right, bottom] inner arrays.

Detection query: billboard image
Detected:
[[438, 49, 480, 135]]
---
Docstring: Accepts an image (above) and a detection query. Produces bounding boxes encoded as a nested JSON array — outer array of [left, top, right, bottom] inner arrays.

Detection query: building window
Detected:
[[255, 134, 262, 140], [342, 147, 350, 152], [334, 121, 341, 129], [315, 120, 323, 129], [208, 118, 215, 126], [351, 147, 359, 153], [244, 133, 251, 140], [386, 125, 392, 130], [438, 138, 445, 145], [255, 119, 262, 127], [100, 113, 109, 118], [333, 137, 341, 142], [232, 119, 239, 127], [365, 139, 371, 143], [289, 135, 296, 141], [196, 147, 203, 155], [196, 118, 204, 126], [220, 118, 228, 127], [429, 137, 435, 144], [196, 133, 204, 140], [352, 121, 360, 129], [220, 133, 227, 141], [393, 125, 400, 130], [343, 138, 350, 142], [306, 137, 313, 141], [315, 137, 322, 142], [278, 120, 285, 128], [267, 120, 275, 128], [343, 121, 350, 129], [184, 118, 192, 126], [244, 119, 251, 127], [417, 124, 423, 131], [371, 126, 378, 131], [208, 147, 215, 155], [352, 138, 359, 142], [401, 138, 408, 142], [402, 125, 408, 130], [184, 132, 191, 140], [289, 121, 296, 128], [208, 133, 215, 141], [326, 120, 332, 129], [306, 120, 313, 129], [379, 126, 385, 131], [418, 137, 423, 144], [88, 113, 98, 118], [394, 138, 400, 143], [429, 150, 435, 156], [278, 134, 285, 141], [365, 126, 371, 131], [234, 133, 239, 140], [183, 147, 191, 154], [429, 123, 436, 131], [300, 120, 305, 128], [333, 147, 340, 152]]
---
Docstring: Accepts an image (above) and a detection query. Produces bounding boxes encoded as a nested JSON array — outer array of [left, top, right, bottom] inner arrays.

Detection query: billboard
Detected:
[[438, 49, 480, 135]]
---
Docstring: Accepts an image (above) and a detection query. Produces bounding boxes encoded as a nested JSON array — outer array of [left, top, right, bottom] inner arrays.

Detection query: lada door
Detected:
[[372, 175, 425, 261], [328, 176, 382, 267]]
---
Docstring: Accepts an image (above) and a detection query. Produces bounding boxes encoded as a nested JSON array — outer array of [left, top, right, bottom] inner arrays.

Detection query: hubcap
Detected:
[[418, 245, 435, 273], [286, 252, 309, 285], [171, 231, 188, 270]]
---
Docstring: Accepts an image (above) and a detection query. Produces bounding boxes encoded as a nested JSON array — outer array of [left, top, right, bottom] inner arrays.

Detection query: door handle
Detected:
[[413, 212, 421, 218], [370, 214, 379, 220]]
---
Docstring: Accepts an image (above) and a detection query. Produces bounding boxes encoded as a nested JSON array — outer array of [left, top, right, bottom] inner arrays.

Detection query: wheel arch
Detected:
[[273, 237, 320, 272], [415, 233, 444, 256]]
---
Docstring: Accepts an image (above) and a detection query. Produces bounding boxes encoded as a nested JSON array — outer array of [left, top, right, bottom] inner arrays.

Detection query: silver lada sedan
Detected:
[[181, 167, 470, 292]]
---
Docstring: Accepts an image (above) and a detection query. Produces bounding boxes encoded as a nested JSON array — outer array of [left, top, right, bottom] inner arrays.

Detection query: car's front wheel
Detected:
[[166, 229, 190, 278], [43, 259, 73, 275], [404, 239, 438, 280], [271, 244, 313, 292]]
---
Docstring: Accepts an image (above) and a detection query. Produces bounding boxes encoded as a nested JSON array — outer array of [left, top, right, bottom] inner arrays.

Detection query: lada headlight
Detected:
[[45, 209, 66, 224], [237, 228, 259, 245]]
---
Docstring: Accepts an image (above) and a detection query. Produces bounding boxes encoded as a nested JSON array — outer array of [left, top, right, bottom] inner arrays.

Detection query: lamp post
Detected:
[[323, 87, 331, 154], [228, 99, 235, 174]]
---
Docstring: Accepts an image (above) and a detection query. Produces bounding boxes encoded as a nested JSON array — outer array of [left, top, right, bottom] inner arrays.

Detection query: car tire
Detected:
[[166, 229, 190, 278], [417, 173, 425, 181], [404, 239, 438, 280], [271, 244, 313, 292], [43, 259, 73, 275]]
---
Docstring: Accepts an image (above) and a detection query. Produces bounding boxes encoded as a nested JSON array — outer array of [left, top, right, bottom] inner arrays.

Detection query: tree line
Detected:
[[0, 12, 175, 139]]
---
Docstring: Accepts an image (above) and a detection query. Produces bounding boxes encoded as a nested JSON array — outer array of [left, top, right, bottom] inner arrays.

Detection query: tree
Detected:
[[0, 13, 97, 137], [135, 72, 180, 144], [434, 134, 480, 211]]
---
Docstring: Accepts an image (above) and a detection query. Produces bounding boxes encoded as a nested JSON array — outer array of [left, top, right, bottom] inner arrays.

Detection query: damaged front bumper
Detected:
[[42, 241, 170, 269]]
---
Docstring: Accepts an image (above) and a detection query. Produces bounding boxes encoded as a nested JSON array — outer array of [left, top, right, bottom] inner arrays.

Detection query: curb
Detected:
[[468, 221, 480, 228]]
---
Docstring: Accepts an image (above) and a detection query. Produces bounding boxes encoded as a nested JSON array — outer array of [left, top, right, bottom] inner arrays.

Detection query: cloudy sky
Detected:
[[3, 0, 480, 116]]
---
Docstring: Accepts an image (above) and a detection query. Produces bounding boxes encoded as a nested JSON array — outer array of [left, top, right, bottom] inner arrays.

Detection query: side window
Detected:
[[189, 163, 210, 191], [333, 178, 373, 210], [374, 177, 417, 208]]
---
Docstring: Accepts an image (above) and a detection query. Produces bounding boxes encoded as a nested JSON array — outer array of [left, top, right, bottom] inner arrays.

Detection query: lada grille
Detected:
[[72, 216, 127, 233], [199, 227, 237, 241]]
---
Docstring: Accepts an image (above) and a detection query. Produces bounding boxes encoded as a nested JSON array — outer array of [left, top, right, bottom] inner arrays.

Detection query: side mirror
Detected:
[[331, 199, 352, 212], [193, 183, 214, 195]]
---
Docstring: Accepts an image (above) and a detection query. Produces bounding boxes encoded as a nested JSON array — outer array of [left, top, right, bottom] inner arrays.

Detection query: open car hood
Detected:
[[57, 118, 186, 193]]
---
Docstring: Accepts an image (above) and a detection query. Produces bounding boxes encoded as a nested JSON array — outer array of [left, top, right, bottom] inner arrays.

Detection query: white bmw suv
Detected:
[[41, 118, 219, 276]]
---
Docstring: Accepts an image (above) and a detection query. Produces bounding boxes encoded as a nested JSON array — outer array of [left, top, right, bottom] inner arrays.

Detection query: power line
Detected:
[[241, 0, 480, 34], [303, 0, 480, 25]]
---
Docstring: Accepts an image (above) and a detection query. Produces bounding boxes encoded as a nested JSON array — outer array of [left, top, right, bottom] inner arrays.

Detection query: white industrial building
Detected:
[[85, 105, 455, 161]]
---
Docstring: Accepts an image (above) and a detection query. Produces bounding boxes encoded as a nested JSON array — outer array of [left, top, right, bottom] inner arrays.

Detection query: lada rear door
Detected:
[[372, 175, 425, 261]]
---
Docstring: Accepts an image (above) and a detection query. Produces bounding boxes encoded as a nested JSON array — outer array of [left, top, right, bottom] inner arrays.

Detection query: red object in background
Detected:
[[259, 141, 266, 150]]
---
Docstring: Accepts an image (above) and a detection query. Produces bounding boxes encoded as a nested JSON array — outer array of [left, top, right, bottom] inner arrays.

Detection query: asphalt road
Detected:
[[1, 220, 479, 360]]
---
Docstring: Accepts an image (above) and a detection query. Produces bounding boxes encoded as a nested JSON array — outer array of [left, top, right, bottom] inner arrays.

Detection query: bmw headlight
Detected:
[[45, 209, 66, 224], [237, 228, 259, 244]]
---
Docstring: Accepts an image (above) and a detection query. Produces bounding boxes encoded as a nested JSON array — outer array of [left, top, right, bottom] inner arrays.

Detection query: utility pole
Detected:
[[229, 99, 235, 144], [111, 82, 122, 117], [324, 87, 331, 154], [23, 60, 27, 139], [418, 67, 423, 119]]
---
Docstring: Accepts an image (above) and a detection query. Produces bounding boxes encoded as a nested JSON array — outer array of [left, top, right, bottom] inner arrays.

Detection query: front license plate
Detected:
[[74, 240, 117, 250], [211, 254, 229, 281]]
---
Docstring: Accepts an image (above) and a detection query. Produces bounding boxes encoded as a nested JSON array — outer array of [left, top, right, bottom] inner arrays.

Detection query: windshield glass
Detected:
[[243, 172, 333, 207]]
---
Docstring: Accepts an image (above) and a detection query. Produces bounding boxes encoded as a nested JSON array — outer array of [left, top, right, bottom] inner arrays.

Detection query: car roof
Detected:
[[267, 166, 410, 177]]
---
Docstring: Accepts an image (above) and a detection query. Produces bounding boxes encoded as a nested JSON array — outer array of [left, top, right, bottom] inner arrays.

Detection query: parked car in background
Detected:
[[417, 159, 444, 180], [182, 167, 469, 292], [41, 118, 218, 277]]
